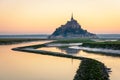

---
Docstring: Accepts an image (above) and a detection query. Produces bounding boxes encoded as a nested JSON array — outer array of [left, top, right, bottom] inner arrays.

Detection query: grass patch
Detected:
[[51, 38, 94, 43], [15, 44, 47, 49], [83, 41, 120, 50], [50, 39, 120, 50], [0, 38, 47, 45], [74, 59, 109, 80]]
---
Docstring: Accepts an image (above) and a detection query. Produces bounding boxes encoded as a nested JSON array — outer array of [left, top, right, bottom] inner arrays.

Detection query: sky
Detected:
[[0, 0, 120, 34]]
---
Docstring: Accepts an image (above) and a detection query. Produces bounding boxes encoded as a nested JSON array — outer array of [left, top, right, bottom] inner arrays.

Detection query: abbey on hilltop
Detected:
[[49, 14, 97, 39]]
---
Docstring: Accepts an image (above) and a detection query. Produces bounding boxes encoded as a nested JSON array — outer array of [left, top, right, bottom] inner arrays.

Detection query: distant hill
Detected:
[[49, 14, 97, 39]]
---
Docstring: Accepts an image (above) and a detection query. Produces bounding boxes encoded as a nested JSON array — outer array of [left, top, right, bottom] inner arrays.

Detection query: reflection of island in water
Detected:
[[57, 47, 81, 54]]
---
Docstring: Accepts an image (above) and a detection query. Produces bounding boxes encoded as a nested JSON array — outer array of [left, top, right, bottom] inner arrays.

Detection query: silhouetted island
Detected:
[[49, 14, 97, 39]]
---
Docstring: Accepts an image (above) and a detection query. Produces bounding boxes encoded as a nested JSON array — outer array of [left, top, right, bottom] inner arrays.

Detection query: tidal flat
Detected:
[[1, 38, 120, 80], [12, 38, 114, 80]]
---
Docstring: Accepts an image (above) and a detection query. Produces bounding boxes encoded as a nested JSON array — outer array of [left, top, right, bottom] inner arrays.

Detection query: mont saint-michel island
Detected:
[[49, 14, 97, 39]]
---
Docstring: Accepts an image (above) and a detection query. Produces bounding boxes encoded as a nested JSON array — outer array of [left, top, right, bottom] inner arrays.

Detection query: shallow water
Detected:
[[69, 46, 120, 54], [39, 46, 120, 80], [0, 41, 80, 80]]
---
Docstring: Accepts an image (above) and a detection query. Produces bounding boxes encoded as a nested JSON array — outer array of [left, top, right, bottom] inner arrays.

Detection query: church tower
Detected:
[[71, 13, 74, 21]]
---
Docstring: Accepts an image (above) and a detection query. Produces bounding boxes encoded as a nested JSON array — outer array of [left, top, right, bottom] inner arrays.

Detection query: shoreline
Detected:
[[0, 38, 48, 45]]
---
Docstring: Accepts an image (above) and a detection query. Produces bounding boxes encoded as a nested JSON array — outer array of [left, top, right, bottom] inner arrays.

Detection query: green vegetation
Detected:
[[51, 38, 94, 43], [50, 39, 120, 50], [18, 44, 47, 49], [74, 59, 109, 80], [0, 38, 47, 45], [83, 41, 120, 50]]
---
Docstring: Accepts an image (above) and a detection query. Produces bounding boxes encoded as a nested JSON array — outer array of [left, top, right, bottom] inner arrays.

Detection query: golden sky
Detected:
[[0, 0, 120, 34]]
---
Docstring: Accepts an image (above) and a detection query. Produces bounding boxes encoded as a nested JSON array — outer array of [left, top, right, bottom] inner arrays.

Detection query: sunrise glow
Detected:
[[0, 0, 120, 34]]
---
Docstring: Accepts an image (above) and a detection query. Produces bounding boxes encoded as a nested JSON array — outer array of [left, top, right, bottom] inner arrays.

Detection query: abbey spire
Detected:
[[71, 13, 74, 21]]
